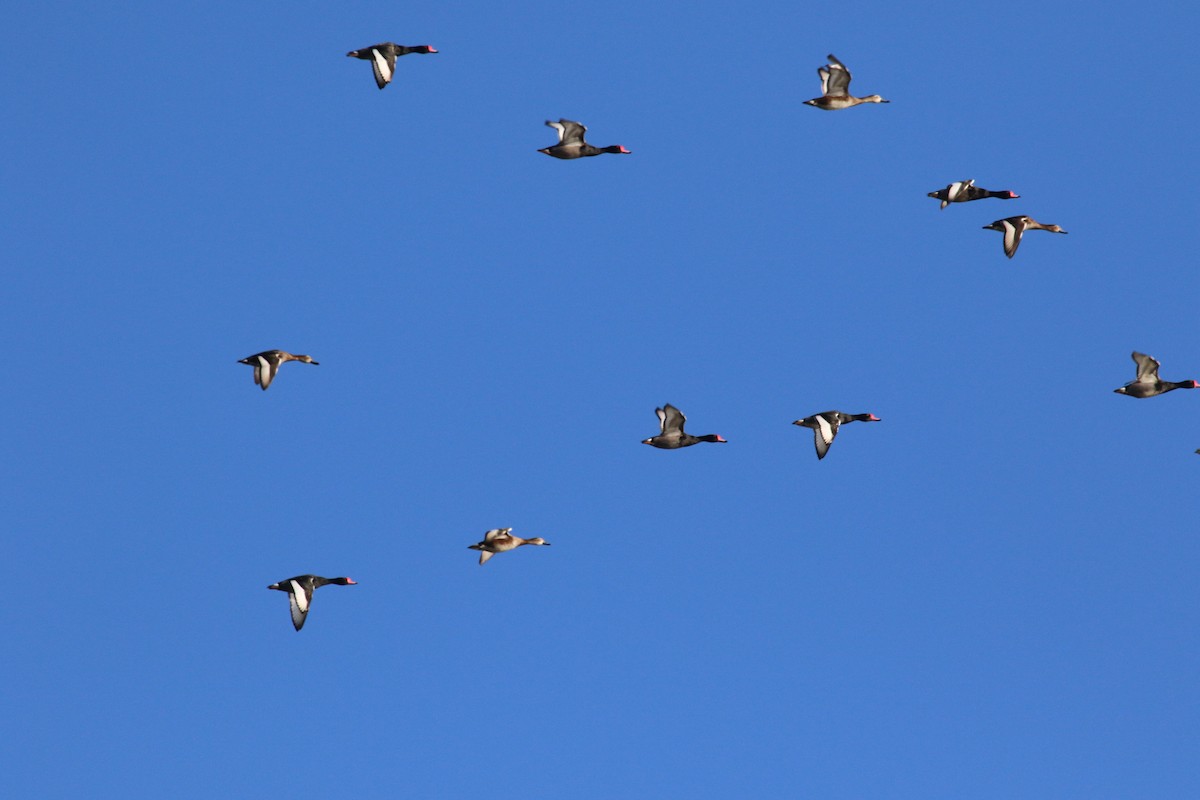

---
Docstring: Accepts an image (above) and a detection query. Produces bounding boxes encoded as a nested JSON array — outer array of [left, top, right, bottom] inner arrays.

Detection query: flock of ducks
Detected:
[[256, 44, 1184, 631]]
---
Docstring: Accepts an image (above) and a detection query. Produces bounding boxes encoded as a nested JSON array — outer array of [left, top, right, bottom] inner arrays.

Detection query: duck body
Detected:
[[346, 42, 437, 89], [538, 119, 630, 159], [641, 403, 726, 449], [803, 54, 889, 110], [982, 216, 1068, 258], [238, 350, 319, 391], [928, 179, 1019, 209], [467, 528, 551, 565], [792, 411, 880, 460], [1113, 351, 1198, 397], [267, 575, 356, 631]]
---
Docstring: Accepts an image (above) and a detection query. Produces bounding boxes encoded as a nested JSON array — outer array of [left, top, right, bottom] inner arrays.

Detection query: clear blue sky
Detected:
[[5, 2, 1199, 797]]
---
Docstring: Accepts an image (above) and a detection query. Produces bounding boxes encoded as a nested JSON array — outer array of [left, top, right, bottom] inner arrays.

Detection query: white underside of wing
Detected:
[[815, 415, 835, 445], [810, 417, 836, 460], [257, 355, 276, 389], [1002, 220, 1021, 257], [812, 428, 830, 459], [547, 120, 566, 143], [479, 550, 495, 565], [290, 580, 309, 612], [371, 49, 393, 87], [288, 581, 309, 630]]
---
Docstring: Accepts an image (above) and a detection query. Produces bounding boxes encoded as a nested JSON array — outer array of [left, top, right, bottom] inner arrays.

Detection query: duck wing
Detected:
[[256, 354, 279, 390], [370, 47, 396, 89], [1131, 352, 1161, 384], [811, 413, 840, 460], [947, 179, 973, 202], [1000, 217, 1025, 258], [287, 579, 312, 631], [822, 54, 852, 96], [660, 404, 687, 435], [483, 527, 512, 545], [555, 119, 587, 146]]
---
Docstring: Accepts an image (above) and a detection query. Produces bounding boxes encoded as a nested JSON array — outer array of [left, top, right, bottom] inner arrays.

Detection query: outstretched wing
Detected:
[[1000, 218, 1024, 258], [288, 579, 311, 631], [660, 404, 687, 435], [554, 119, 587, 146], [1132, 352, 1161, 384], [256, 355, 278, 390], [478, 550, 495, 565], [370, 48, 395, 89], [822, 54, 852, 96], [812, 414, 840, 460]]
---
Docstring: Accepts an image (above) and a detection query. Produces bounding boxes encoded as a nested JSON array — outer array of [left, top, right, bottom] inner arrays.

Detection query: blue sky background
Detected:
[[5, 1, 1199, 797]]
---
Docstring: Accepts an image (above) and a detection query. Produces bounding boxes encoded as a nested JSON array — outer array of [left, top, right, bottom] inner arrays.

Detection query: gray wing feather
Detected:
[[1132, 352, 1160, 383]]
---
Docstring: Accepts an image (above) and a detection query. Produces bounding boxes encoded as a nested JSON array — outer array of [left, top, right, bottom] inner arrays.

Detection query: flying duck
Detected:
[[538, 119, 631, 159], [267, 575, 356, 631], [1113, 352, 1198, 398], [803, 54, 890, 110], [792, 411, 880, 460], [238, 350, 319, 391], [982, 216, 1068, 258], [468, 528, 551, 565], [642, 404, 727, 449], [928, 179, 1019, 209], [346, 42, 437, 90]]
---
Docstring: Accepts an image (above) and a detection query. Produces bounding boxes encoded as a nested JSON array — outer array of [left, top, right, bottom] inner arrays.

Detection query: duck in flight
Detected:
[[1113, 352, 1198, 398], [538, 119, 631, 159], [982, 216, 1068, 258], [346, 42, 437, 90], [792, 411, 880, 460], [803, 54, 889, 110], [468, 528, 551, 565], [267, 575, 356, 631], [928, 179, 1019, 209], [238, 350, 319, 391], [641, 404, 727, 449]]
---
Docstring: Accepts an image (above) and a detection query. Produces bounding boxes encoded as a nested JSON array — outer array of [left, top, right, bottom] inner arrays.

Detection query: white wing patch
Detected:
[[815, 415, 835, 445], [547, 120, 566, 143], [372, 48, 393, 87], [1002, 220, 1021, 258], [256, 355, 274, 389], [287, 583, 309, 630], [290, 580, 309, 612]]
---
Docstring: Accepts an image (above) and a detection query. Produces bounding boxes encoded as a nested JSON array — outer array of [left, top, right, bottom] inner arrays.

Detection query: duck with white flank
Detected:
[[1113, 352, 1198, 398], [792, 411, 880, 460], [538, 119, 631, 159], [803, 54, 889, 110], [238, 350, 318, 391], [982, 216, 1067, 258], [928, 179, 1019, 209], [641, 404, 727, 449], [267, 575, 356, 631], [468, 528, 551, 565], [346, 42, 437, 90]]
